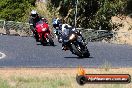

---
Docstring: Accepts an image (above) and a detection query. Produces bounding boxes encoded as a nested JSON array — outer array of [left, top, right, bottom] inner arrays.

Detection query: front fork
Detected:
[[73, 41, 86, 52]]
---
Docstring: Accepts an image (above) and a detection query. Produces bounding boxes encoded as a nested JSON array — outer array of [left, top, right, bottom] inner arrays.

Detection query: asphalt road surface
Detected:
[[0, 35, 132, 68]]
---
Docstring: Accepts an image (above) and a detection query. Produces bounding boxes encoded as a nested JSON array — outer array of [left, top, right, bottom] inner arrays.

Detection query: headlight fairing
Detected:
[[69, 34, 76, 40], [56, 27, 59, 29]]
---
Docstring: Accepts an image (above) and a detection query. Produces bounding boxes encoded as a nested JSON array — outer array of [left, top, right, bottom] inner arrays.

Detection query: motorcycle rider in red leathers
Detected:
[[29, 10, 47, 42]]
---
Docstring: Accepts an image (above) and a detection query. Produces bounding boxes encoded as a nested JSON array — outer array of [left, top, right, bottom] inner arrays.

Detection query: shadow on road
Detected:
[[36, 43, 57, 47], [64, 56, 93, 59], [36, 43, 42, 45]]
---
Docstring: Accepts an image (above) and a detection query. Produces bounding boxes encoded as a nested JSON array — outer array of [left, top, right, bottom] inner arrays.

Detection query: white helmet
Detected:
[[31, 10, 37, 18]]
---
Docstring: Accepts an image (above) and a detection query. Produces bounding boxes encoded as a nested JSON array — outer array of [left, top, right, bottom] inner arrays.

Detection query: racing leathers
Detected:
[[29, 15, 44, 42], [52, 18, 61, 35], [61, 24, 74, 49]]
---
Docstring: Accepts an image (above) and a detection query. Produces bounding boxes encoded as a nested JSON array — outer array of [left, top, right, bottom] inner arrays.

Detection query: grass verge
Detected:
[[0, 68, 131, 88]]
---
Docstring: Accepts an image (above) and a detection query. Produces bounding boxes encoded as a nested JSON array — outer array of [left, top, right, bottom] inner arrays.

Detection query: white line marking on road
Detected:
[[0, 52, 6, 59]]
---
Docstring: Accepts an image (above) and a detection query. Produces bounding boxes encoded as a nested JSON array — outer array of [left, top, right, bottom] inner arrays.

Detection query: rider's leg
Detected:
[[32, 29, 39, 42], [61, 34, 68, 50]]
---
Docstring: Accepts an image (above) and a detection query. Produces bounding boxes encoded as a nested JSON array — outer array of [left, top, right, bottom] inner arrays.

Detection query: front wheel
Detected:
[[71, 44, 83, 57], [58, 36, 62, 43], [83, 48, 90, 58], [47, 35, 54, 46], [40, 35, 47, 46]]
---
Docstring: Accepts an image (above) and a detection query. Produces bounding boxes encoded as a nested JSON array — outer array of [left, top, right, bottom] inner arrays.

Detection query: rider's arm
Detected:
[[38, 15, 48, 23], [42, 18, 48, 24], [29, 18, 35, 31], [38, 15, 44, 19]]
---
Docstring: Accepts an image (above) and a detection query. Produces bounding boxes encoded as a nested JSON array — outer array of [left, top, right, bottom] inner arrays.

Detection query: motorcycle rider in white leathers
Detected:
[[61, 24, 77, 50]]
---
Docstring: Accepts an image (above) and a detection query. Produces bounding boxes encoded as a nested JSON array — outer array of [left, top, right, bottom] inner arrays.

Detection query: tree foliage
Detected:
[[48, 0, 128, 30], [125, 0, 132, 14], [0, 0, 36, 21]]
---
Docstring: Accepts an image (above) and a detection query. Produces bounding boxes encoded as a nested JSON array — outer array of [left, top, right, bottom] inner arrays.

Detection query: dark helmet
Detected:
[[31, 10, 38, 18]]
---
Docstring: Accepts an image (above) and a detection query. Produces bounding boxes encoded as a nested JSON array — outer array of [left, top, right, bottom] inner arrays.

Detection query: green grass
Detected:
[[9, 75, 71, 88], [0, 78, 10, 88], [0, 76, 127, 88], [0, 70, 131, 88]]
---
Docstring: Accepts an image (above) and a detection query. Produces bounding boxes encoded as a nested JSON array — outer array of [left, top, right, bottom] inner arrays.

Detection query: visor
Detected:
[[31, 14, 37, 17]]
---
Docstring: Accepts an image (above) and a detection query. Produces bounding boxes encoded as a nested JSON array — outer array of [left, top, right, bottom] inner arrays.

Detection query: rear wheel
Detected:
[[47, 35, 54, 46]]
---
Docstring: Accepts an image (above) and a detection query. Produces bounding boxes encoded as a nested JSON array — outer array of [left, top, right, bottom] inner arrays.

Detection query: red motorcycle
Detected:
[[35, 20, 54, 46]]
